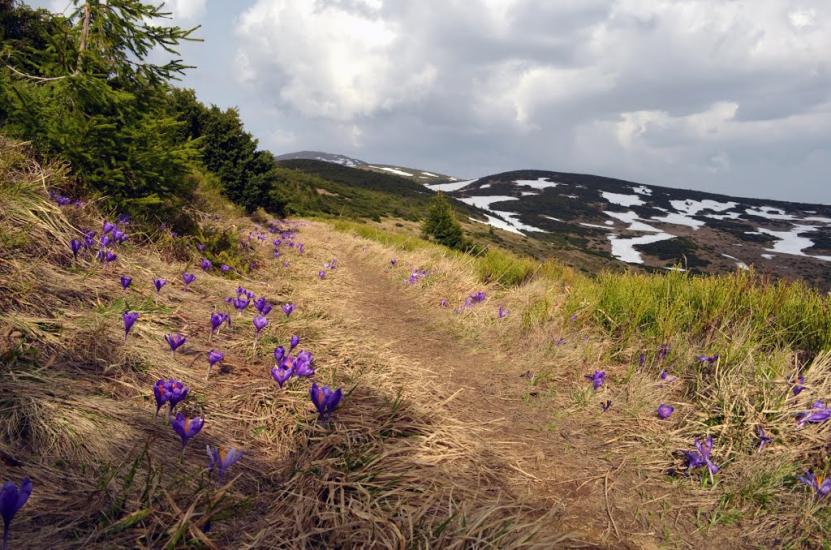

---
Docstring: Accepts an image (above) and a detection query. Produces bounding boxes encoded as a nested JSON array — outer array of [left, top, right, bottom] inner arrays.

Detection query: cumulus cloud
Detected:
[[164, 0, 207, 21], [225, 0, 831, 201]]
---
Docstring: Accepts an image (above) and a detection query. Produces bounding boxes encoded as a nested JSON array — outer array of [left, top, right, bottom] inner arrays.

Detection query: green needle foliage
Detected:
[[421, 192, 468, 251], [1, 0, 200, 226]]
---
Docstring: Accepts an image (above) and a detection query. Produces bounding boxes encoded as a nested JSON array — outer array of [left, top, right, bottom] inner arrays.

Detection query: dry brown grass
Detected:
[[0, 139, 579, 548]]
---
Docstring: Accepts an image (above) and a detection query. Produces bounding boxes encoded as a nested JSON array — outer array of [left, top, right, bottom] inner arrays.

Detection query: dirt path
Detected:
[[325, 243, 641, 547]]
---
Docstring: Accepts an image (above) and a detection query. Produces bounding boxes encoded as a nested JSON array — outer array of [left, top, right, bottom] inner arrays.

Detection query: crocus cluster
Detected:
[[406, 269, 428, 285], [684, 436, 719, 477], [254, 297, 272, 316], [1, 477, 32, 550], [153, 378, 189, 418], [466, 291, 486, 305], [271, 341, 315, 388], [310, 383, 343, 421], [69, 218, 128, 264]]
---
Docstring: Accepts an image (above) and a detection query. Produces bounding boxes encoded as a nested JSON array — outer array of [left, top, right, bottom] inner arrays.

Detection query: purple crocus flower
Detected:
[[318, 270, 326, 279], [164, 333, 187, 353], [97, 249, 117, 263], [103, 221, 116, 234], [196, 243, 206, 252], [182, 272, 196, 289], [289, 335, 300, 350], [210, 312, 227, 334], [271, 364, 293, 388], [233, 297, 250, 313], [282, 303, 295, 317], [253, 315, 268, 334], [585, 370, 606, 390], [123, 311, 139, 339], [292, 351, 315, 378], [684, 436, 719, 476], [657, 404, 674, 420], [390, 258, 397, 267], [283, 260, 290, 268], [799, 471, 831, 499], [310, 383, 343, 420], [273, 346, 286, 363], [297, 243, 305, 254], [208, 350, 224, 369], [439, 298, 448, 308], [153, 278, 167, 293], [120, 275, 132, 290], [207, 446, 243, 481], [695, 354, 719, 364], [797, 401, 831, 426], [469, 291, 486, 304], [153, 379, 189, 417], [200, 258, 212, 271], [638, 352, 646, 368], [70, 239, 82, 258], [220, 264, 230, 273], [1, 477, 32, 550], [659, 370, 677, 383], [83, 231, 96, 248], [100, 234, 112, 248], [170, 413, 204, 449], [254, 297, 272, 316], [112, 229, 127, 244], [757, 426, 772, 452], [601, 400, 612, 413], [792, 375, 806, 396], [498, 306, 509, 319]]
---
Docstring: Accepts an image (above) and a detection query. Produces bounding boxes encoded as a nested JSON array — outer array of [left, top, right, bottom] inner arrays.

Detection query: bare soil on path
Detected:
[[314, 240, 657, 548]]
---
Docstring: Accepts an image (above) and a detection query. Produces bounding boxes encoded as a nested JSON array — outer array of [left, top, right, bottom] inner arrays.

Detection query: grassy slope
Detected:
[[3, 138, 831, 547]]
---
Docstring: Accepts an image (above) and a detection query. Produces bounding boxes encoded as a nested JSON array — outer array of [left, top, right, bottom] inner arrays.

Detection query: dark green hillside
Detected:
[[276, 159, 481, 221]]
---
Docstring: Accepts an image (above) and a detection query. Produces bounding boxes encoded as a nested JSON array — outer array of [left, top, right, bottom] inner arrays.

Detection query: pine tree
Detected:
[[422, 193, 468, 250], [1, 1, 200, 223]]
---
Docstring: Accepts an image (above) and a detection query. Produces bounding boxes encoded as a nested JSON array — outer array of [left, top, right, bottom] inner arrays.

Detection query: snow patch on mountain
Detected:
[[757, 225, 831, 261], [631, 185, 652, 196], [427, 179, 479, 192], [461, 195, 547, 234], [671, 199, 738, 216], [602, 192, 645, 207], [608, 233, 675, 264], [650, 212, 707, 229], [603, 211, 662, 232]]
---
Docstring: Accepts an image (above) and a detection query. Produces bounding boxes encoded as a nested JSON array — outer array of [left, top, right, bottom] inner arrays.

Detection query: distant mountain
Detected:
[[275, 151, 368, 168], [429, 170, 831, 288], [276, 150, 459, 184]]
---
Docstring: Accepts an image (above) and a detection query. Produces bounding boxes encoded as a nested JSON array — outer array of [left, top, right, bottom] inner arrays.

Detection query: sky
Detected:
[[29, 0, 831, 203]]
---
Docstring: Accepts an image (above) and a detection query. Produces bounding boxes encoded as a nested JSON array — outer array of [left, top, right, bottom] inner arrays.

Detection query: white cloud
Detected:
[[164, 0, 207, 21], [235, 0, 436, 120], [225, 0, 831, 202]]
